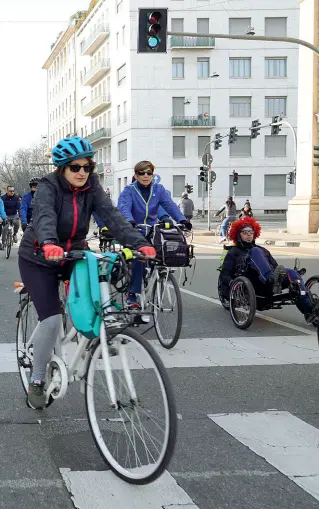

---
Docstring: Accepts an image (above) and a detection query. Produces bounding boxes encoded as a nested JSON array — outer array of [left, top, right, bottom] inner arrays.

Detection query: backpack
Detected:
[[66, 250, 118, 339], [152, 226, 193, 267]]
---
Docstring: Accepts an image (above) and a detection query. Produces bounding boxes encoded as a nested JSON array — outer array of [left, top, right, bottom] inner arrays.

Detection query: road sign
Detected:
[[105, 167, 113, 175], [210, 170, 216, 183], [202, 153, 213, 167], [153, 174, 161, 183]]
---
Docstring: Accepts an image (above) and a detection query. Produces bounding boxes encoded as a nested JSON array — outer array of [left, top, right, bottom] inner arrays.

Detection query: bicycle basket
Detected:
[[152, 226, 193, 267]]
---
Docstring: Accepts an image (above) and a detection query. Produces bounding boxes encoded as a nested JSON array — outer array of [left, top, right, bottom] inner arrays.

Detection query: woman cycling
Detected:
[[18, 136, 156, 410]]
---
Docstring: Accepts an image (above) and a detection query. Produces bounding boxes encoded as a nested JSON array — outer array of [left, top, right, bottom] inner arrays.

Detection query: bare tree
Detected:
[[0, 140, 52, 196]]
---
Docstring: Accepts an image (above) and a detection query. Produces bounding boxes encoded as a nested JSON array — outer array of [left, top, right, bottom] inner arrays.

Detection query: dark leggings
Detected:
[[18, 257, 73, 321]]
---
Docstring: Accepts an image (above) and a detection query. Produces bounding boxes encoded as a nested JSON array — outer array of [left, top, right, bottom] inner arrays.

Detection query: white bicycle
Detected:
[[15, 247, 177, 485]]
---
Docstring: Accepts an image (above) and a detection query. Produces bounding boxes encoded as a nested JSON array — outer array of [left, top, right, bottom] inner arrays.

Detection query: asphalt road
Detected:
[[1, 242, 319, 508]]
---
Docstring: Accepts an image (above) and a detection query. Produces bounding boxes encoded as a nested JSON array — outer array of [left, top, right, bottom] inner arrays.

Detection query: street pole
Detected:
[[201, 181, 205, 218], [167, 31, 319, 57]]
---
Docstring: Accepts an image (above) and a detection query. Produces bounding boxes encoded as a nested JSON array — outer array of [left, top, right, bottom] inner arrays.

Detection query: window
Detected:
[[173, 136, 185, 158], [123, 101, 127, 122], [198, 96, 210, 116], [117, 105, 121, 125], [229, 136, 251, 157], [118, 139, 127, 161], [229, 18, 251, 35], [229, 175, 251, 196], [229, 58, 251, 78], [173, 175, 185, 197], [198, 57, 209, 78], [197, 18, 209, 34], [117, 64, 126, 86], [171, 18, 184, 32], [265, 58, 287, 78], [116, 32, 119, 49], [198, 136, 210, 156], [265, 17, 287, 37], [264, 175, 286, 196], [172, 58, 184, 78], [198, 176, 208, 197], [230, 96, 251, 117], [265, 135, 287, 157], [265, 96, 287, 117], [172, 97, 185, 117]]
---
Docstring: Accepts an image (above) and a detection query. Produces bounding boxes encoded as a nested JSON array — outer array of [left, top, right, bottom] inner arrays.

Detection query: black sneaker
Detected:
[[273, 265, 285, 294], [28, 381, 46, 409]]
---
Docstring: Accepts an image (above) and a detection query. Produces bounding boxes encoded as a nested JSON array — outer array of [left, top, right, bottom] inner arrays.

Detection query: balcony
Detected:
[[170, 36, 215, 49], [86, 128, 111, 144], [171, 116, 216, 128], [81, 24, 110, 55], [82, 95, 111, 116], [81, 58, 110, 86]]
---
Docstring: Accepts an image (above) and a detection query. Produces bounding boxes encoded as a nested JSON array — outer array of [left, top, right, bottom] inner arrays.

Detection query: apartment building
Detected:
[[43, 0, 299, 214]]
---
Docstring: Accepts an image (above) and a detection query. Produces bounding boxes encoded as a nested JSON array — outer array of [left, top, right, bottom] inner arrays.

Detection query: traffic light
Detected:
[[199, 166, 208, 182], [251, 119, 261, 139], [137, 9, 168, 53], [314, 146, 319, 166], [287, 171, 295, 184], [233, 172, 239, 185], [214, 133, 222, 150], [186, 184, 193, 194], [271, 116, 282, 135], [228, 126, 238, 144]]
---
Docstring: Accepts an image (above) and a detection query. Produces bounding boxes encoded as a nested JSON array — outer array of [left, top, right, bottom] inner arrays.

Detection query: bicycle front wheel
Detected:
[[5, 231, 12, 259], [16, 297, 38, 393], [85, 327, 177, 484], [152, 272, 182, 349]]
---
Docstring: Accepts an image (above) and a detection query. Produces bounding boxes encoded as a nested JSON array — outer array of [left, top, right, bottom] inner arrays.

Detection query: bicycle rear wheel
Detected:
[[85, 327, 177, 484], [5, 231, 12, 259], [152, 272, 182, 349]]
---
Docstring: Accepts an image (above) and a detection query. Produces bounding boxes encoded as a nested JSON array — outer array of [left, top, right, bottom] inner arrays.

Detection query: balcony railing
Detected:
[[81, 58, 110, 86], [81, 24, 110, 55], [86, 128, 111, 144], [82, 95, 111, 116], [171, 116, 216, 127], [170, 36, 215, 49]]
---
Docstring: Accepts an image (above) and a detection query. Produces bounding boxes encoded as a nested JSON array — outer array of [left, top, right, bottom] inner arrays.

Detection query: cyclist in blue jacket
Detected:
[[20, 178, 39, 232], [0, 197, 7, 249], [118, 160, 192, 308]]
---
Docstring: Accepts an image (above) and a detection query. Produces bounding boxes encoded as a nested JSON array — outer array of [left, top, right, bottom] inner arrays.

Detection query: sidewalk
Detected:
[[193, 227, 319, 250]]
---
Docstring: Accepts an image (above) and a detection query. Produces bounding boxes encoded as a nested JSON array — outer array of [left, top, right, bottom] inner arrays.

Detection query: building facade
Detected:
[[43, 0, 300, 214]]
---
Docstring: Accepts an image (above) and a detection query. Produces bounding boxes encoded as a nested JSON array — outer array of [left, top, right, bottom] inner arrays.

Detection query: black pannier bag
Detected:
[[151, 226, 193, 267]]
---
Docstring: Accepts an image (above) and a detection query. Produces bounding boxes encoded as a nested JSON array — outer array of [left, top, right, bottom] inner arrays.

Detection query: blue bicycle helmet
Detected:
[[51, 136, 94, 167]]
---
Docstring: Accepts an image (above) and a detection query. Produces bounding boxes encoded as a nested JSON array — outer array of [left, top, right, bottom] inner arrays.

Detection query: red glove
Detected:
[[42, 243, 64, 261], [137, 246, 157, 258]]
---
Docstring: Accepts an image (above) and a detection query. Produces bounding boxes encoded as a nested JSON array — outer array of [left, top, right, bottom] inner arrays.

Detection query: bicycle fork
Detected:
[[100, 322, 138, 409]]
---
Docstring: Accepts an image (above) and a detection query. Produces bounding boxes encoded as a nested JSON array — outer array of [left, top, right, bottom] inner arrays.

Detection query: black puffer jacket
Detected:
[[220, 243, 278, 293], [18, 172, 149, 266]]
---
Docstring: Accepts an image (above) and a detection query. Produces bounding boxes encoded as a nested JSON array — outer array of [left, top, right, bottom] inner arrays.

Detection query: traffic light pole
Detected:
[[201, 181, 205, 218]]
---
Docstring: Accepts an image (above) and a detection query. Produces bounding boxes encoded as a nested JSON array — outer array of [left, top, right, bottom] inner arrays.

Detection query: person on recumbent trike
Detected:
[[219, 216, 318, 324]]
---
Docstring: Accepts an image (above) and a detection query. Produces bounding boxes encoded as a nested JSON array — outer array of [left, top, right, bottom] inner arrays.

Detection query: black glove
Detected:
[[180, 220, 192, 231], [22, 224, 27, 232]]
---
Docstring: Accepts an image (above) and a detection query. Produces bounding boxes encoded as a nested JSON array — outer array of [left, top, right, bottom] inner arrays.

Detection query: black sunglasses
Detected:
[[68, 164, 95, 174], [135, 170, 154, 176]]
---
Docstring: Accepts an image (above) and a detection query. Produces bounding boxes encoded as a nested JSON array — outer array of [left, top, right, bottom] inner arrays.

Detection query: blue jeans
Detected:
[[220, 216, 236, 237], [248, 247, 312, 314], [129, 260, 144, 294]]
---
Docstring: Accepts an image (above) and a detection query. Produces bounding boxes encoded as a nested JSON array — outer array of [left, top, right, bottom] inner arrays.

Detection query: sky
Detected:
[[0, 0, 89, 160]]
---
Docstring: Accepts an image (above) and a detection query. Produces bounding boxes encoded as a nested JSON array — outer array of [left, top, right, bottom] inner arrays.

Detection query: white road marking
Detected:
[[60, 469, 199, 509], [2, 334, 319, 372], [170, 469, 278, 479], [208, 411, 319, 502], [0, 479, 64, 489], [179, 287, 314, 336]]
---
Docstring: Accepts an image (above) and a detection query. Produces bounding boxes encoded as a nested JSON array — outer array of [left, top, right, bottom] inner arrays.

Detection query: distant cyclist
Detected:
[[215, 196, 237, 243], [20, 178, 39, 232], [1, 185, 20, 243], [0, 196, 7, 249], [18, 136, 156, 409]]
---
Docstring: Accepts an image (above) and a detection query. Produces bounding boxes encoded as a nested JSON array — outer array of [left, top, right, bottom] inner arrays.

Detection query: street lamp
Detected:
[[245, 27, 255, 35], [184, 72, 219, 104], [210, 72, 219, 78]]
